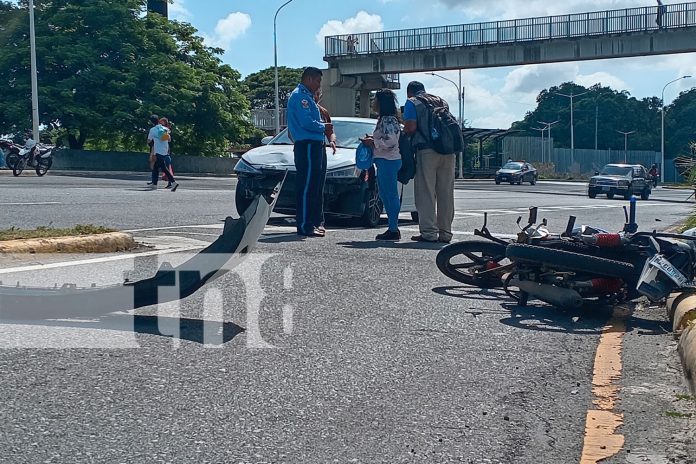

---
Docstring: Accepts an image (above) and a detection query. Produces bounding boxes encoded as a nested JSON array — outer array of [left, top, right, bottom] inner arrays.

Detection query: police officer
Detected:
[[287, 67, 331, 237]]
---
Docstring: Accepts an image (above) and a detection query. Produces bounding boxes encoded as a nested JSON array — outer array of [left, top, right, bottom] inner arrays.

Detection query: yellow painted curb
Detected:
[[0, 232, 136, 254], [678, 323, 696, 394]]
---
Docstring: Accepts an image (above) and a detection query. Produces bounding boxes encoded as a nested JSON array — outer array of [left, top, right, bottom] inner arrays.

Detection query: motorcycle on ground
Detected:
[[436, 199, 696, 309]]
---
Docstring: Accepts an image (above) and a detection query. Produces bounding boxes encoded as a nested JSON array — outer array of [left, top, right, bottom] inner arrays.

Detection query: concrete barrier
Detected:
[[52, 149, 238, 174], [0, 233, 136, 254], [666, 292, 696, 393]]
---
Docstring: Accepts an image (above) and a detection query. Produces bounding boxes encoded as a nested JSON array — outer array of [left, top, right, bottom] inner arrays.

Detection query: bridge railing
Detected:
[[325, 2, 696, 57]]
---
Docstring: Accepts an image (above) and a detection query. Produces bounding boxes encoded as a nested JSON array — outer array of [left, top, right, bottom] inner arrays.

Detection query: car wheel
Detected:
[[235, 185, 253, 215], [530, 176, 536, 186], [606, 192, 614, 199], [588, 190, 597, 199], [360, 187, 383, 228], [509, 181, 514, 185], [495, 179, 500, 185], [516, 178, 522, 185], [640, 188, 650, 200], [411, 211, 419, 223]]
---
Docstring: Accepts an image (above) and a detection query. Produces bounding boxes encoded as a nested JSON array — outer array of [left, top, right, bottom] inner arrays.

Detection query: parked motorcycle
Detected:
[[11, 138, 54, 177], [0, 138, 21, 169], [437, 199, 696, 309]]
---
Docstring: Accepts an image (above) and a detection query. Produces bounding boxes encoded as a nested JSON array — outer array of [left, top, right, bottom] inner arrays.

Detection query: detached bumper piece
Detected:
[[0, 177, 284, 320]]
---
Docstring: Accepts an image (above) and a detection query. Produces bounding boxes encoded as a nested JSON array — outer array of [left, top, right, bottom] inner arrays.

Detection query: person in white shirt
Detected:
[[361, 89, 403, 241], [147, 114, 178, 191]]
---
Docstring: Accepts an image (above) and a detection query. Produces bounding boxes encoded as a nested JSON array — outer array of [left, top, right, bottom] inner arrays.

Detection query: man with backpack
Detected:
[[403, 81, 462, 243]]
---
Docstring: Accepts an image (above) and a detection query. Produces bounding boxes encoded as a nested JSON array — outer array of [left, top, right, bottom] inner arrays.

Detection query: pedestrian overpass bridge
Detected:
[[318, 2, 696, 116]]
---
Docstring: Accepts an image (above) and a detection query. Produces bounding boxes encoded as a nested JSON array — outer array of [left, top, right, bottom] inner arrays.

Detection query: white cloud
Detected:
[[315, 11, 384, 46], [169, 0, 191, 21], [204, 12, 252, 50]]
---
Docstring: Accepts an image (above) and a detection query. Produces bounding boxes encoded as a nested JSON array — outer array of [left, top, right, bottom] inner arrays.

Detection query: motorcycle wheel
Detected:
[[35, 157, 52, 177], [436, 240, 508, 288], [12, 157, 26, 177], [5, 152, 19, 170], [506, 243, 634, 278]]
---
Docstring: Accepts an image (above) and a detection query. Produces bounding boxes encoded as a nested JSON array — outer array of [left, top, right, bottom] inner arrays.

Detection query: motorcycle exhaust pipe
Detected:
[[510, 278, 583, 309]]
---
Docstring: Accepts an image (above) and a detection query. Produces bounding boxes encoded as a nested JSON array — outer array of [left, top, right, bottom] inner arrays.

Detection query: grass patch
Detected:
[[0, 224, 116, 241], [666, 411, 694, 419], [680, 215, 696, 233], [676, 394, 696, 402]]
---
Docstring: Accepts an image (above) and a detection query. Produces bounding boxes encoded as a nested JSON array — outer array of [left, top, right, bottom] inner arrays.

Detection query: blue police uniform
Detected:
[[287, 83, 326, 235]]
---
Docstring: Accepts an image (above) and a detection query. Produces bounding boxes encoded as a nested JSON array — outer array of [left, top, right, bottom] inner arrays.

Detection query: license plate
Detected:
[[601, 186, 609, 192], [649, 254, 690, 286]]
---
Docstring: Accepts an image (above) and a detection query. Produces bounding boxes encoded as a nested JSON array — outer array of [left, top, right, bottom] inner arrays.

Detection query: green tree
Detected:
[[0, 0, 252, 155], [665, 88, 696, 159], [242, 66, 303, 109]]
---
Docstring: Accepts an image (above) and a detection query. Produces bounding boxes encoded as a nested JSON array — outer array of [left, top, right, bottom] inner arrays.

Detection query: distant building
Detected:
[[147, 0, 168, 18]]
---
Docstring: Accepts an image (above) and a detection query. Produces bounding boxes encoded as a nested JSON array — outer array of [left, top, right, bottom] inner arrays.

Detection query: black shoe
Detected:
[[165, 183, 173, 189], [376, 230, 401, 241], [411, 234, 438, 243]]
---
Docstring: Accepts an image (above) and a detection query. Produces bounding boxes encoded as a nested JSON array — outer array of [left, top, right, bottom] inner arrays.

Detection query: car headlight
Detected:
[[326, 166, 360, 178], [618, 180, 630, 187], [495, 170, 501, 175], [589, 178, 597, 185], [234, 159, 262, 175]]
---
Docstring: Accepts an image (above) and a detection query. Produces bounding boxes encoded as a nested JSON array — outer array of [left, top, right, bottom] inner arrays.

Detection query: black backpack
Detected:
[[397, 131, 416, 184], [415, 95, 463, 155]]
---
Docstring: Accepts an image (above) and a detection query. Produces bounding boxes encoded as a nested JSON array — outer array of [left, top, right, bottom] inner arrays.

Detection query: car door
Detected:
[[399, 180, 417, 212]]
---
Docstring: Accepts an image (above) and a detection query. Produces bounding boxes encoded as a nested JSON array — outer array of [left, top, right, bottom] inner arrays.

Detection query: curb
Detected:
[[666, 292, 696, 393], [0, 232, 136, 254]]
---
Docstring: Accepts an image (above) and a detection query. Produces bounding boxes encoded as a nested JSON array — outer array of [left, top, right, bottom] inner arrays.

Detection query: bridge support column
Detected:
[[320, 69, 357, 117], [359, 90, 371, 118]]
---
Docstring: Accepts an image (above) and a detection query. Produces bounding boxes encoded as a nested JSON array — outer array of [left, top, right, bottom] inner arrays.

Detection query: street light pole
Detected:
[[29, 0, 40, 142], [661, 75, 692, 183], [273, 0, 294, 135], [616, 130, 636, 163], [538, 120, 559, 164], [429, 71, 465, 178], [554, 90, 589, 168]]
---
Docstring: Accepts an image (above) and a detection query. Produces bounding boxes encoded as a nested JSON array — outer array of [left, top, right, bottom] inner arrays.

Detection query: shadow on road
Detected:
[[338, 240, 446, 250], [432, 285, 506, 302]]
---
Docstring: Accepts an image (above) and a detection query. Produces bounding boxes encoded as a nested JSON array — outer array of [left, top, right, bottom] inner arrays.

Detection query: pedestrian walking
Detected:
[[159, 117, 175, 189], [287, 67, 330, 237], [656, 0, 666, 28], [360, 89, 403, 241], [147, 114, 178, 191], [403, 81, 456, 243]]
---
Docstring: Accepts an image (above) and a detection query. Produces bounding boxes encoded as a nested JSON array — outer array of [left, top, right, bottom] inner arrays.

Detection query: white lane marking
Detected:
[[124, 224, 225, 233], [0, 246, 204, 275], [0, 202, 62, 206], [399, 226, 517, 239]]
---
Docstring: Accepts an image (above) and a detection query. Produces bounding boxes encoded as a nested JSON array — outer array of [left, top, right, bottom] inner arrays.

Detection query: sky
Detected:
[[22, 0, 696, 129]]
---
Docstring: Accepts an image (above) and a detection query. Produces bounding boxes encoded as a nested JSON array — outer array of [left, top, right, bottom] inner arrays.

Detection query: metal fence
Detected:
[[326, 2, 696, 57], [501, 136, 672, 177], [251, 109, 287, 131]]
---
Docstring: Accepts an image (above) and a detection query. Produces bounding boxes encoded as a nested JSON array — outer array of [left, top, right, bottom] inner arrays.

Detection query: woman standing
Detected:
[[363, 89, 403, 241]]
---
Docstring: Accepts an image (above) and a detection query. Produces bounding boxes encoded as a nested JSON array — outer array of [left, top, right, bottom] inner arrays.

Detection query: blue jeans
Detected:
[[374, 157, 402, 231]]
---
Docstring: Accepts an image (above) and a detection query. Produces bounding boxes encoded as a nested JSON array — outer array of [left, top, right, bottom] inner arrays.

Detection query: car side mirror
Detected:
[[594, 171, 599, 176], [261, 136, 273, 145]]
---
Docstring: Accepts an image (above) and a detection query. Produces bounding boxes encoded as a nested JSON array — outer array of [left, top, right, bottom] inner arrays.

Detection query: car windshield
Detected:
[[502, 162, 523, 170], [268, 120, 376, 149], [600, 166, 632, 176]]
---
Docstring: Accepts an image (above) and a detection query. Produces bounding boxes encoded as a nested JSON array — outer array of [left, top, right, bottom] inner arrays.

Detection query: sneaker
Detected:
[[148, 184, 157, 190], [170, 182, 179, 192], [376, 229, 401, 241], [165, 183, 173, 189]]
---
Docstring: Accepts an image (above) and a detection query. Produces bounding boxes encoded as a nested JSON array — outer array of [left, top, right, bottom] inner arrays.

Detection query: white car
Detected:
[[234, 117, 417, 227]]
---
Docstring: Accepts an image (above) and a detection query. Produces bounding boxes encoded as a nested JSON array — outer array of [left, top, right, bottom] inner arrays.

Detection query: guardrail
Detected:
[[326, 2, 696, 57]]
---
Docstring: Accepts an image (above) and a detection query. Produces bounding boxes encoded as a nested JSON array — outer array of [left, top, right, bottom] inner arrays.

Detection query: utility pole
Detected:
[[554, 89, 590, 167], [616, 130, 636, 163], [29, 0, 39, 142], [538, 120, 559, 164], [274, 0, 295, 135]]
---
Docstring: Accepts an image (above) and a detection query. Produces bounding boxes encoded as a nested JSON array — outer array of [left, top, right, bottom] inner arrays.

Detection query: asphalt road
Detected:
[[1, 170, 695, 463]]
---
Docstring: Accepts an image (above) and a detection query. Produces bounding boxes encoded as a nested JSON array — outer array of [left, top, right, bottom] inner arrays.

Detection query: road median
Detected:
[[0, 232, 137, 254]]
